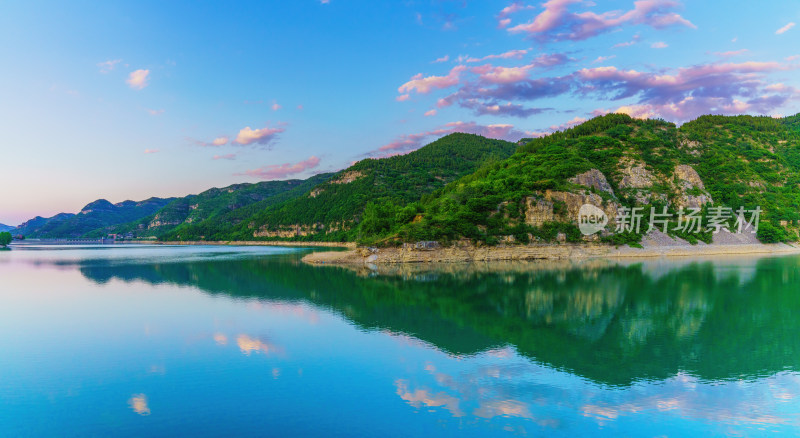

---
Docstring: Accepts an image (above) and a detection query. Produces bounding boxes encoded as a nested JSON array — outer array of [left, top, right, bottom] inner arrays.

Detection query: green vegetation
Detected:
[[105, 174, 333, 240], [15, 199, 173, 238], [219, 133, 518, 242], [355, 113, 800, 245], [0, 231, 11, 247], [14, 113, 800, 246], [75, 251, 800, 386]]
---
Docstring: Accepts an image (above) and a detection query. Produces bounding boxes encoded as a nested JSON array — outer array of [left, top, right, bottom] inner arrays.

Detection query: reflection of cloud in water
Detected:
[[213, 333, 228, 345], [394, 379, 464, 417], [585, 371, 800, 428], [128, 393, 150, 416], [247, 301, 320, 325], [236, 334, 283, 356], [395, 355, 800, 434]]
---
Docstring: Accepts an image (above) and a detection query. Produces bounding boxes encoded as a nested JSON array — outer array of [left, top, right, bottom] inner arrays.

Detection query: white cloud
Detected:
[[126, 69, 150, 90]]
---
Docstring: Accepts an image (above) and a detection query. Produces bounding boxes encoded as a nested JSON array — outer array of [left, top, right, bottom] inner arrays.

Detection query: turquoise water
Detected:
[[1, 244, 800, 436]]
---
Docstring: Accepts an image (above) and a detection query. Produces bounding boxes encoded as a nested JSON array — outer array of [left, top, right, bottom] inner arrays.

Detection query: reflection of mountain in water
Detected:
[[74, 252, 800, 386]]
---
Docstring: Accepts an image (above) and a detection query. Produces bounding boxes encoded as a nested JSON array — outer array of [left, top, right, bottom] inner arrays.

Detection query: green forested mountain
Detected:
[[144, 174, 334, 240], [16, 113, 800, 244], [15, 198, 173, 238], [200, 133, 518, 241], [356, 113, 800, 245]]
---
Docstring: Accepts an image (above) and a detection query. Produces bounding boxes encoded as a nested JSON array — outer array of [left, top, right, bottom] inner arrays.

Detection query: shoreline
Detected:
[[126, 240, 356, 248], [301, 242, 800, 266]]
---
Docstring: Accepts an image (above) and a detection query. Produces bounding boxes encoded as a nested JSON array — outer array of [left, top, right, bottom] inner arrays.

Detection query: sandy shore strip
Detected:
[[129, 240, 356, 248], [303, 240, 800, 265]]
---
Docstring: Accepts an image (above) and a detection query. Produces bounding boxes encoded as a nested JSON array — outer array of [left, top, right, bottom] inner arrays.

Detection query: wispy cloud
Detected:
[[97, 59, 121, 73], [239, 156, 321, 180], [433, 55, 450, 63], [464, 49, 529, 63], [574, 61, 798, 121], [147, 108, 164, 116], [369, 121, 527, 158], [213, 153, 236, 160], [144, 149, 159, 154], [412, 53, 571, 117], [613, 34, 641, 48], [593, 55, 616, 63], [651, 41, 668, 49], [424, 109, 437, 116], [496, 2, 533, 29], [233, 125, 285, 147], [126, 69, 150, 90], [398, 65, 467, 95], [712, 49, 748, 58], [271, 101, 281, 111], [194, 136, 229, 147], [413, 52, 797, 123], [507, 0, 695, 42], [776, 22, 795, 35]]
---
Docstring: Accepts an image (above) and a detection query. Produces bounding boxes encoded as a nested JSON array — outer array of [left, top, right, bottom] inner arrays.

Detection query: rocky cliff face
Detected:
[[568, 169, 615, 196], [526, 163, 710, 233], [525, 190, 620, 231], [673, 164, 713, 209]]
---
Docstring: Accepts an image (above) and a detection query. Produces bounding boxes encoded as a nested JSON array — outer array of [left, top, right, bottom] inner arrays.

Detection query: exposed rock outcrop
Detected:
[[619, 163, 655, 189], [525, 190, 619, 229], [673, 164, 713, 209], [331, 171, 364, 185], [569, 169, 615, 195]]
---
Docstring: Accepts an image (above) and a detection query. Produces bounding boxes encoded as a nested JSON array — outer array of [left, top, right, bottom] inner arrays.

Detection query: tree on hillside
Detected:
[[0, 232, 11, 248]]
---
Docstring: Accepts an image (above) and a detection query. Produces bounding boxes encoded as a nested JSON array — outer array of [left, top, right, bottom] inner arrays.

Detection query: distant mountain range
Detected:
[[0, 223, 15, 232], [15, 132, 515, 241], [13, 113, 800, 245], [14, 198, 173, 238]]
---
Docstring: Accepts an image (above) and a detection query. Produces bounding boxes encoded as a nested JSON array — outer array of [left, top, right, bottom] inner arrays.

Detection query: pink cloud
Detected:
[[370, 121, 527, 157], [195, 136, 229, 147], [126, 69, 150, 90], [433, 55, 450, 63], [509, 0, 695, 42], [396, 94, 410, 102], [271, 102, 281, 111], [233, 125, 285, 147], [424, 109, 437, 117], [496, 2, 535, 28], [713, 49, 749, 58], [147, 108, 164, 116], [213, 154, 236, 160], [577, 58, 798, 121], [448, 54, 796, 122], [398, 65, 467, 95], [144, 149, 159, 154], [613, 34, 641, 48], [593, 55, 616, 63], [651, 41, 668, 49], [526, 115, 588, 136], [239, 156, 321, 180], [776, 22, 795, 35], [97, 59, 121, 74], [465, 49, 529, 63]]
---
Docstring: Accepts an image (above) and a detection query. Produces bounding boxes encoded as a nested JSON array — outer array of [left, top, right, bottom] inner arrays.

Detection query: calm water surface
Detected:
[[2, 244, 800, 437]]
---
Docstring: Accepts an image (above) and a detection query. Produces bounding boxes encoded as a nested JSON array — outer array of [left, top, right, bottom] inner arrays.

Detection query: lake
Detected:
[[1, 244, 799, 437]]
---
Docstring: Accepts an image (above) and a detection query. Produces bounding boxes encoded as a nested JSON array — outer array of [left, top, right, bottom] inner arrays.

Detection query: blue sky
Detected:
[[1, 0, 798, 225]]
